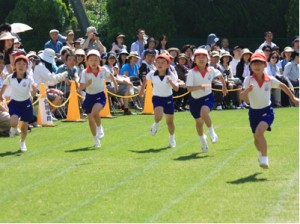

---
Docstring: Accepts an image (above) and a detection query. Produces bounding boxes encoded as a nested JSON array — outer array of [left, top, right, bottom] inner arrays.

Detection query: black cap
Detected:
[[144, 49, 156, 57]]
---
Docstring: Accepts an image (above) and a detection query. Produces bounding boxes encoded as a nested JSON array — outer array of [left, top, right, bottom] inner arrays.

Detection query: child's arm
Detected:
[[0, 84, 8, 101], [167, 76, 179, 92], [31, 83, 37, 97], [279, 82, 299, 105], [240, 84, 253, 103], [109, 74, 118, 93], [139, 77, 147, 97], [79, 79, 92, 91], [217, 74, 228, 96]]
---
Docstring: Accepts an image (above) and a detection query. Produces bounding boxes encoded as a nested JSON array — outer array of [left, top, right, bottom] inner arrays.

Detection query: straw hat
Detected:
[[127, 51, 140, 59], [0, 32, 16, 41], [241, 48, 253, 57]]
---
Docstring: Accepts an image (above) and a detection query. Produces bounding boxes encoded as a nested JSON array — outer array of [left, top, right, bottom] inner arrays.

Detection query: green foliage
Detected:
[[0, 0, 18, 24], [106, 0, 176, 47], [6, 0, 78, 51], [83, 0, 109, 43], [286, 0, 299, 36]]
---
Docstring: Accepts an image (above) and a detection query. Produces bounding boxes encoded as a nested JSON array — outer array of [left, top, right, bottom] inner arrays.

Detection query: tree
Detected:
[[106, 0, 176, 47], [286, 0, 299, 36], [6, 0, 78, 51], [0, 0, 18, 24]]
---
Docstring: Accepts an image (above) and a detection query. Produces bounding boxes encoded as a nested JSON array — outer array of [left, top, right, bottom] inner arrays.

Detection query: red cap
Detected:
[[14, 55, 29, 65], [250, 52, 267, 63], [156, 53, 171, 64]]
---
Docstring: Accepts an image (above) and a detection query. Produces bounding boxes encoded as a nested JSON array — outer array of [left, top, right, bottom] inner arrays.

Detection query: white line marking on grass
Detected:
[[264, 168, 299, 223], [0, 132, 147, 204], [148, 139, 253, 222], [49, 139, 196, 222]]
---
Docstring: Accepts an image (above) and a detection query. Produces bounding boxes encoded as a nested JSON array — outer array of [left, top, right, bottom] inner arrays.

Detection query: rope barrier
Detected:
[[47, 94, 71, 108], [76, 93, 85, 99], [107, 90, 140, 98]]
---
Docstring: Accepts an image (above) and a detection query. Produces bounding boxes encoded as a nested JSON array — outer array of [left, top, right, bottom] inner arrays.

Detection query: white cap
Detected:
[[87, 49, 100, 58], [194, 48, 209, 58], [40, 48, 55, 64]]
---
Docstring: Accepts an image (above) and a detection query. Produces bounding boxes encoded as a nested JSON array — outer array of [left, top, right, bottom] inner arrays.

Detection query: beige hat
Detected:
[[167, 47, 180, 56], [0, 32, 16, 41], [284, 46, 294, 53], [49, 29, 59, 34], [211, 51, 220, 58], [75, 49, 85, 56], [241, 48, 253, 57], [127, 51, 140, 59], [221, 51, 232, 59]]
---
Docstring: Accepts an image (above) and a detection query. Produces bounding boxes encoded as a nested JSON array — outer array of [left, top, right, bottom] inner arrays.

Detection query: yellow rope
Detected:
[[107, 91, 140, 98], [32, 95, 42, 105], [76, 93, 85, 99], [47, 94, 71, 108], [173, 91, 190, 99]]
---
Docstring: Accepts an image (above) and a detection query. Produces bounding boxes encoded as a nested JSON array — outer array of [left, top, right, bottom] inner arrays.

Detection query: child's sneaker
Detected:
[[150, 123, 159, 136], [169, 135, 176, 148], [94, 137, 101, 148], [259, 156, 269, 169], [97, 125, 104, 139], [20, 140, 27, 152], [209, 132, 218, 143], [201, 134, 208, 152], [9, 127, 17, 138]]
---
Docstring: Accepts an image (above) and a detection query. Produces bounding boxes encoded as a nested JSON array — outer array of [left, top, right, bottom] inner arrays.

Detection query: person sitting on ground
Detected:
[[174, 53, 189, 111], [111, 32, 127, 54], [56, 51, 79, 99], [219, 51, 239, 108]]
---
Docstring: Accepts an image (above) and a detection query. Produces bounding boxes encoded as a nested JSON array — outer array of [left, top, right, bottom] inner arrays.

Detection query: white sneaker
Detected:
[[94, 137, 101, 148], [51, 113, 58, 121], [259, 156, 269, 169], [9, 127, 17, 138], [209, 132, 219, 143], [201, 134, 208, 152], [169, 135, 176, 148], [20, 141, 27, 152], [216, 105, 222, 111], [97, 125, 104, 139], [150, 123, 159, 136]]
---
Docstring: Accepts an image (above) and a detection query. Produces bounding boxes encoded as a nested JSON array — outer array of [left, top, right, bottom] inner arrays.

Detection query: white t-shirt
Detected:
[[146, 70, 177, 97], [80, 66, 111, 94], [3, 73, 34, 101], [229, 58, 239, 77], [243, 74, 281, 109], [186, 66, 221, 99]]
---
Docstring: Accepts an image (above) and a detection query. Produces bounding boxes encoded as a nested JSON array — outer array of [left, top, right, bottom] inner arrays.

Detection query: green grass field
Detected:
[[0, 107, 299, 223]]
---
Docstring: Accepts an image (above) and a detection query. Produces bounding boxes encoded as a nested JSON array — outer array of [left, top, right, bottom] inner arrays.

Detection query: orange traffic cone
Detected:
[[37, 83, 56, 127], [142, 80, 154, 114], [100, 80, 112, 118], [65, 81, 83, 122]]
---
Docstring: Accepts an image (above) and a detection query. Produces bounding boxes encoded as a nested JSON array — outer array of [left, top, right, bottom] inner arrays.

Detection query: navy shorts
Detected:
[[249, 106, 274, 133], [189, 93, 215, 119], [82, 92, 106, 114], [8, 99, 34, 122], [152, 95, 174, 115]]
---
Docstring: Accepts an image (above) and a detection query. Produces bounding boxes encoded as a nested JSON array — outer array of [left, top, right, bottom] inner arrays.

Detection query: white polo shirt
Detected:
[[186, 66, 221, 99], [3, 73, 34, 101], [146, 70, 177, 97], [80, 66, 111, 94], [243, 74, 281, 109]]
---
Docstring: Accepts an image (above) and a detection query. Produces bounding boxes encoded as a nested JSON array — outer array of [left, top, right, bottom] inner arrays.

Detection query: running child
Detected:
[[240, 52, 299, 169], [0, 55, 37, 151], [139, 53, 179, 147], [186, 48, 227, 152], [79, 50, 118, 147]]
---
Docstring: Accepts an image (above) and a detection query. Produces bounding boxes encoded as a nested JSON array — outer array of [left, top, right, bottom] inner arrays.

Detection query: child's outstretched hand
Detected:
[[292, 97, 299, 106], [86, 79, 92, 87]]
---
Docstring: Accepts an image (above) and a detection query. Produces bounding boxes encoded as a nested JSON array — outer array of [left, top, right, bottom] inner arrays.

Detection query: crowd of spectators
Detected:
[[0, 23, 299, 136]]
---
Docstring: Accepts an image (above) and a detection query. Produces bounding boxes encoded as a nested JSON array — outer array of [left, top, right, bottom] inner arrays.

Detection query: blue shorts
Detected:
[[189, 93, 215, 119], [82, 92, 106, 114], [152, 95, 174, 115], [249, 106, 274, 133], [8, 99, 34, 122]]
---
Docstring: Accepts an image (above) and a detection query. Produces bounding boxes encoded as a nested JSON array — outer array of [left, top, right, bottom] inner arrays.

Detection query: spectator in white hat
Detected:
[[0, 32, 16, 74], [44, 29, 63, 56], [81, 26, 106, 54]]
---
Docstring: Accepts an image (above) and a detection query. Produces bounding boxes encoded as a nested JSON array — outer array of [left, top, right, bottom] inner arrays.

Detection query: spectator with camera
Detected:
[[81, 26, 106, 54]]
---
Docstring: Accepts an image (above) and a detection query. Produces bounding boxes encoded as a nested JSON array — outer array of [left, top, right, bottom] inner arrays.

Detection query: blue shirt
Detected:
[[44, 40, 63, 54], [56, 64, 78, 94], [120, 63, 139, 77]]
